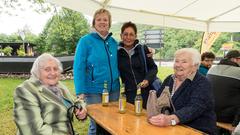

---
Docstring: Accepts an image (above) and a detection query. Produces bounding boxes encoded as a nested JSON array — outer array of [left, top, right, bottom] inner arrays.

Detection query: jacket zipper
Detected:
[[103, 40, 113, 91], [91, 64, 94, 81], [129, 55, 138, 88], [122, 49, 138, 88]]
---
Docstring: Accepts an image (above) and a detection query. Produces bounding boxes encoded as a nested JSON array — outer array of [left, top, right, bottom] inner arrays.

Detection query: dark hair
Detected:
[[225, 50, 240, 59], [201, 52, 215, 61], [121, 21, 137, 34]]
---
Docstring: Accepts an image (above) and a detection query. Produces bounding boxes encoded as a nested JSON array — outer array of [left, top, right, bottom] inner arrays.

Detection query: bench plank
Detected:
[[217, 122, 234, 131]]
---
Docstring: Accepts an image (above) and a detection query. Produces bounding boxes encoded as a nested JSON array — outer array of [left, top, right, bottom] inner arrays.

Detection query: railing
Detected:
[[0, 55, 74, 73]]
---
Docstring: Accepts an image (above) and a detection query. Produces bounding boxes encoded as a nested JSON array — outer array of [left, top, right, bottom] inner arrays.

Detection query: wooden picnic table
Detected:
[[87, 102, 204, 135]]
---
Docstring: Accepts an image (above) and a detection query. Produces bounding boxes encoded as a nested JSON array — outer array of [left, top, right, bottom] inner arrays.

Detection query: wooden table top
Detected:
[[87, 102, 203, 135]]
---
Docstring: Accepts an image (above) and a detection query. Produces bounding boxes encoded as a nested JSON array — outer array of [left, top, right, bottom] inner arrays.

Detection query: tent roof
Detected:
[[49, 0, 240, 32]]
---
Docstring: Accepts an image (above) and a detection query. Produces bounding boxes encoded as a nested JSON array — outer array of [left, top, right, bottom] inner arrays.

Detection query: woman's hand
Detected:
[[140, 80, 149, 88], [149, 114, 170, 126], [77, 94, 85, 100], [147, 47, 155, 57], [75, 108, 87, 120], [149, 114, 179, 127]]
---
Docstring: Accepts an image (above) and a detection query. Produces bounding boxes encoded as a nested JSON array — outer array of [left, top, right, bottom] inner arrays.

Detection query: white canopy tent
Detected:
[[49, 0, 240, 32]]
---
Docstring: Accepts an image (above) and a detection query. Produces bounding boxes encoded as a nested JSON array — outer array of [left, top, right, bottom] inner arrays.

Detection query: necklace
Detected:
[[171, 78, 183, 97], [171, 78, 177, 97]]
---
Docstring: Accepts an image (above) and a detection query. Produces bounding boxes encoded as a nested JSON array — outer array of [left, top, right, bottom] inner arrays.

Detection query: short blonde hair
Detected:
[[174, 48, 201, 67], [92, 8, 112, 28], [30, 53, 63, 79]]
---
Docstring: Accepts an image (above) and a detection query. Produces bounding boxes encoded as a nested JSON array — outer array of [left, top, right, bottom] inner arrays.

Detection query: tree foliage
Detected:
[[111, 24, 203, 59], [211, 33, 232, 54], [111, 23, 240, 59], [0, 0, 51, 16], [0, 32, 39, 45], [36, 8, 90, 55], [161, 28, 202, 58]]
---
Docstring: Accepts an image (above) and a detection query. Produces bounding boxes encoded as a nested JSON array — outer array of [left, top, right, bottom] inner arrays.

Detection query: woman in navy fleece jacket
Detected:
[[149, 48, 217, 134]]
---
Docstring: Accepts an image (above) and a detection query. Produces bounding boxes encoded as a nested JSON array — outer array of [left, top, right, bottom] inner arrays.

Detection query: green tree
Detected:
[[0, 34, 9, 42], [36, 8, 90, 55], [111, 23, 203, 59], [0, 32, 38, 44], [211, 33, 232, 55], [0, 33, 22, 43], [161, 28, 202, 58]]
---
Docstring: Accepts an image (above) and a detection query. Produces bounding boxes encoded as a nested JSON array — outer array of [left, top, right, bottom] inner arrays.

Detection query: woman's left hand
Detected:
[[147, 47, 155, 57], [149, 114, 170, 126], [149, 114, 179, 127], [75, 108, 87, 120], [140, 80, 149, 88]]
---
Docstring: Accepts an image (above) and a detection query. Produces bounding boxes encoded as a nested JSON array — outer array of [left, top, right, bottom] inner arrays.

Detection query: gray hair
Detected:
[[174, 48, 201, 67], [30, 53, 63, 79]]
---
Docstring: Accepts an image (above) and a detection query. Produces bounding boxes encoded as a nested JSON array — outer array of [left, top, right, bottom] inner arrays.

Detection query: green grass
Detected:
[[157, 67, 173, 81], [0, 78, 89, 135], [0, 67, 173, 135], [0, 78, 22, 135]]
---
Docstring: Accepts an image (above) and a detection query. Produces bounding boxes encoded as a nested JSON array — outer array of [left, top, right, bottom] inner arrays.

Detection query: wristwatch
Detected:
[[171, 119, 177, 126]]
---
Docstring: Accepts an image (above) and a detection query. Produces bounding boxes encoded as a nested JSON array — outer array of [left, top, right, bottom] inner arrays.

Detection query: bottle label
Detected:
[[119, 99, 126, 111], [119, 99, 123, 110], [102, 93, 109, 103], [135, 100, 142, 114], [105, 94, 109, 103]]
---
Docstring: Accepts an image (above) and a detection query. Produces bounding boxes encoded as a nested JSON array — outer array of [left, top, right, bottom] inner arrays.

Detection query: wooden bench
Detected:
[[217, 122, 235, 131]]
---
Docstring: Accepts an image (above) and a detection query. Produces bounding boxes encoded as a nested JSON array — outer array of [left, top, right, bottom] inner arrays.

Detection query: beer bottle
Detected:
[[134, 85, 142, 116], [102, 81, 109, 106], [119, 84, 126, 114]]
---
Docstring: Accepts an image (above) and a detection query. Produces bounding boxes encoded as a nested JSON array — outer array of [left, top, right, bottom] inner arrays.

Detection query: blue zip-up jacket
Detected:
[[73, 32, 120, 95], [198, 64, 209, 76]]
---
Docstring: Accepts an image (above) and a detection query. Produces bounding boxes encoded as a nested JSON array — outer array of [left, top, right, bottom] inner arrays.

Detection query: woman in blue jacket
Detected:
[[73, 8, 120, 135]]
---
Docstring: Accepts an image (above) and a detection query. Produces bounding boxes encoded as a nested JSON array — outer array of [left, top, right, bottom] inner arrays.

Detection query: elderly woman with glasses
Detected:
[[13, 53, 87, 135]]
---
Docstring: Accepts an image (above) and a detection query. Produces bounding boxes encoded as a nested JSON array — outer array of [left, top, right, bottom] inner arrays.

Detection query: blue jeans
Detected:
[[85, 90, 119, 135]]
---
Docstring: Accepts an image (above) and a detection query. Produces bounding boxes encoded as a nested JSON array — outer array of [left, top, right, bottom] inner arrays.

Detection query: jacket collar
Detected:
[[90, 30, 113, 41], [119, 39, 139, 47], [171, 71, 196, 81], [29, 77, 73, 108], [200, 64, 209, 70], [118, 39, 141, 51]]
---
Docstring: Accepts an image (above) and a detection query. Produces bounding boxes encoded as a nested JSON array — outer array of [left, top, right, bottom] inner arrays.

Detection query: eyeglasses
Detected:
[[122, 33, 136, 37]]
